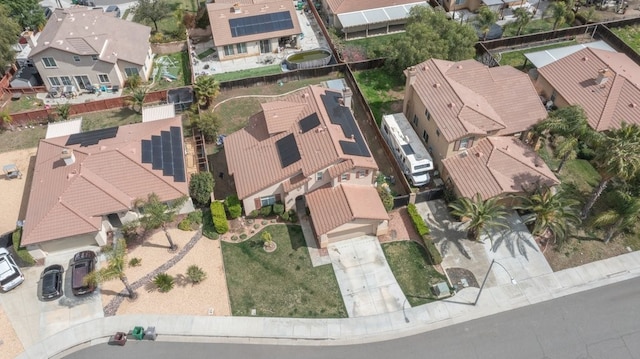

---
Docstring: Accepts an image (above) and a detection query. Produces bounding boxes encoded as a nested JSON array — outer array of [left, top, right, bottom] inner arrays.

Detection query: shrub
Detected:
[[129, 257, 142, 267], [210, 201, 229, 234], [178, 218, 192, 231], [247, 210, 259, 218], [240, 233, 247, 240], [225, 195, 242, 219], [422, 235, 442, 265], [187, 209, 203, 225], [407, 203, 430, 236], [377, 185, 394, 212], [189, 172, 214, 206], [289, 211, 298, 223], [125, 74, 141, 90], [259, 205, 272, 217], [273, 203, 285, 215], [281, 211, 290, 221], [153, 273, 175, 292], [186, 265, 207, 284], [12, 228, 35, 266], [121, 220, 141, 242]]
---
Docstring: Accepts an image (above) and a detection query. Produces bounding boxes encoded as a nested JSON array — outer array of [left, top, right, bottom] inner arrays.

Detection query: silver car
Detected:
[[0, 248, 25, 292]]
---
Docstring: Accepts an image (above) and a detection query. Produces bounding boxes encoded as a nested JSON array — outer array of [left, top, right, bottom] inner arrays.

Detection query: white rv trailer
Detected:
[[380, 113, 433, 187]]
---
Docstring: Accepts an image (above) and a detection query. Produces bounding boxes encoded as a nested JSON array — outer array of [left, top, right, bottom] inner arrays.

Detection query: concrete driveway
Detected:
[[0, 247, 104, 348], [328, 236, 408, 318]]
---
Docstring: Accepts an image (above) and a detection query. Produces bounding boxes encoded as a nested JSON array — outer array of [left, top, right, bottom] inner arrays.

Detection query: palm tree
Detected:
[[193, 75, 220, 109], [449, 193, 509, 241], [581, 123, 640, 219], [592, 190, 640, 244], [127, 87, 147, 114], [55, 103, 71, 121], [474, 6, 498, 40], [139, 193, 188, 251], [85, 238, 136, 299], [516, 185, 580, 246], [512, 7, 532, 36], [535, 106, 599, 173], [545, 0, 573, 30]]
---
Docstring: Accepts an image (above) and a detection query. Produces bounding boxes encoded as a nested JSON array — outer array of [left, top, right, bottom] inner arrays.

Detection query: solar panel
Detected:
[[275, 134, 301, 168], [141, 140, 152, 163], [229, 11, 294, 38], [161, 131, 173, 176], [299, 113, 321, 133], [170, 127, 186, 182], [321, 92, 371, 158], [66, 127, 118, 147], [151, 135, 163, 170]]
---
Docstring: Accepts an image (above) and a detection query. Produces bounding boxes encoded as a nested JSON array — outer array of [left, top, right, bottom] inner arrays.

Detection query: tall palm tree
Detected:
[[545, 0, 574, 30], [85, 238, 136, 299], [512, 8, 532, 36], [449, 193, 509, 241], [535, 106, 599, 173], [127, 87, 147, 114], [592, 190, 640, 244], [581, 123, 640, 219], [193, 74, 220, 109], [474, 6, 498, 40], [139, 193, 188, 251], [516, 185, 580, 246]]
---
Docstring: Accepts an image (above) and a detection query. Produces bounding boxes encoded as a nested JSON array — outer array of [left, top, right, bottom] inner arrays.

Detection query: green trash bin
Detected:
[[132, 326, 145, 340]]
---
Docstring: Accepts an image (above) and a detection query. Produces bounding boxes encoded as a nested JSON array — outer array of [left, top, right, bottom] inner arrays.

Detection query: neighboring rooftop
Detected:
[[442, 136, 559, 200], [524, 40, 616, 68], [337, 2, 428, 29], [326, 0, 423, 14]]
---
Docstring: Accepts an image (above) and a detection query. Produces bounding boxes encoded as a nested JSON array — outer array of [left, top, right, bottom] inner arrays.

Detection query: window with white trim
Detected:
[[42, 57, 57, 68], [124, 67, 139, 78], [98, 74, 110, 83], [260, 195, 276, 207], [223, 45, 234, 56], [73, 55, 81, 62], [340, 173, 349, 181], [236, 43, 247, 54], [316, 172, 323, 181], [60, 76, 72, 86], [413, 115, 418, 126], [91, 55, 98, 61], [48, 77, 61, 86]]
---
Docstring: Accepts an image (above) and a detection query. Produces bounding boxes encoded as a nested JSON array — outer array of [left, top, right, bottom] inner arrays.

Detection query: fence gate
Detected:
[[393, 195, 410, 209], [414, 188, 443, 203]]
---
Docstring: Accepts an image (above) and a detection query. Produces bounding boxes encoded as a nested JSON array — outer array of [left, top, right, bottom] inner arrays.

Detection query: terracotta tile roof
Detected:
[[305, 184, 389, 235], [408, 59, 547, 142], [225, 85, 378, 199], [442, 136, 559, 200], [326, 0, 422, 14], [537, 47, 640, 131], [282, 172, 311, 192], [31, 7, 151, 65], [262, 101, 306, 135], [22, 117, 189, 245], [207, 0, 302, 47], [328, 159, 354, 178]]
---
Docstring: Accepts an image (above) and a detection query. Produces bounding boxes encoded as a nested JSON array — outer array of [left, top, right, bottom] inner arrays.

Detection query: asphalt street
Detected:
[[64, 276, 640, 359]]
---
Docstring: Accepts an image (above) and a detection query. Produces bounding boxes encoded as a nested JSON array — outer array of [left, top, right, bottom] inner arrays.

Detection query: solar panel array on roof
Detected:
[[275, 133, 301, 168], [299, 113, 321, 133], [229, 11, 294, 38], [320, 92, 371, 157], [140, 126, 186, 182], [65, 127, 118, 147]]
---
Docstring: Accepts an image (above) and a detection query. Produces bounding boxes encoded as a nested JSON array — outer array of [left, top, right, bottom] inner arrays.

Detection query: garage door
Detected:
[[38, 234, 97, 254], [326, 225, 372, 244]]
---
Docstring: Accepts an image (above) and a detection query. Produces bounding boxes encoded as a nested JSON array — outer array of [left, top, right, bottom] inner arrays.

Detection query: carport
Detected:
[[338, 2, 430, 40]]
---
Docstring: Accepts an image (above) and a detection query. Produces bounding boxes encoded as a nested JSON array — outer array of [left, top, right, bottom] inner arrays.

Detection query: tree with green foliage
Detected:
[[0, 5, 21, 72], [133, 0, 172, 32], [191, 110, 220, 141], [139, 193, 188, 251], [0, 0, 45, 31], [188, 172, 214, 206], [127, 87, 147, 114], [386, 6, 476, 77], [592, 190, 640, 244], [193, 74, 220, 109], [85, 239, 136, 299], [544, 0, 574, 30], [512, 7, 533, 36], [581, 123, 640, 219], [474, 6, 498, 40], [153, 273, 174, 292], [449, 194, 509, 241], [55, 103, 71, 121]]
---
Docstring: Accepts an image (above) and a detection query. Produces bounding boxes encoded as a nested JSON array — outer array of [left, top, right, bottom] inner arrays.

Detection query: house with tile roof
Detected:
[[206, 0, 302, 61], [29, 7, 153, 92], [534, 47, 640, 132], [225, 85, 389, 247], [21, 116, 190, 259], [441, 136, 559, 200]]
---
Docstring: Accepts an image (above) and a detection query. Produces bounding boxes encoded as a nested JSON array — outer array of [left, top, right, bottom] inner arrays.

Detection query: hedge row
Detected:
[[210, 201, 229, 234], [406, 204, 441, 265], [225, 195, 242, 219]]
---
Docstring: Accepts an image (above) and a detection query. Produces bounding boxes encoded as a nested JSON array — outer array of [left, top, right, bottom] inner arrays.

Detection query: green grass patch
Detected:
[[498, 40, 577, 70], [558, 158, 600, 194], [215, 65, 282, 82], [353, 68, 404, 124], [197, 48, 215, 60], [12, 228, 35, 266], [80, 108, 142, 131], [5, 95, 44, 114], [346, 32, 405, 58], [503, 19, 570, 37], [0, 124, 46, 152], [222, 224, 347, 318], [611, 25, 640, 55], [382, 241, 448, 307]]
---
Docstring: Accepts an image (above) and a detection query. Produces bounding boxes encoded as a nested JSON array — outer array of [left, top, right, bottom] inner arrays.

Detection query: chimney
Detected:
[[232, 3, 241, 13], [407, 66, 417, 86], [23, 31, 37, 48], [61, 148, 75, 166], [342, 87, 353, 109], [595, 68, 610, 85]]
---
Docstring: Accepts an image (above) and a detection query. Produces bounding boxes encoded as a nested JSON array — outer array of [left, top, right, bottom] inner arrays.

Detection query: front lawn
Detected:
[[353, 68, 404, 124], [382, 241, 448, 307], [222, 224, 347, 318], [498, 40, 578, 70]]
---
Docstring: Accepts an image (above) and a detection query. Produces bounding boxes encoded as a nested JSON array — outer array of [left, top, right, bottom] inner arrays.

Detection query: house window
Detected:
[[73, 55, 81, 62], [260, 195, 276, 207], [340, 173, 349, 181], [413, 115, 418, 126], [42, 57, 57, 68], [455, 0, 464, 4], [60, 76, 72, 86], [48, 77, 61, 86], [124, 67, 139, 78], [98, 74, 110, 83], [422, 130, 429, 142], [459, 137, 470, 150], [382, 124, 389, 135], [92, 55, 98, 61], [316, 172, 323, 181], [425, 109, 431, 120], [236, 43, 247, 54], [223, 45, 234, 56], [436, 129, 440, 137], [356, 169, 367, 178]]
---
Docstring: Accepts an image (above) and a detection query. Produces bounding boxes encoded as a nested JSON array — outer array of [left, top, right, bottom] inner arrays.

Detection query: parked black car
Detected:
[[40, 265, 64, 301], [71, 251, 97, 296]]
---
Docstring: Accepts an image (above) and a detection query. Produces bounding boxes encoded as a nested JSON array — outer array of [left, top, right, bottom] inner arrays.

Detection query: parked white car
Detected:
[[0, 248, 25, 292]]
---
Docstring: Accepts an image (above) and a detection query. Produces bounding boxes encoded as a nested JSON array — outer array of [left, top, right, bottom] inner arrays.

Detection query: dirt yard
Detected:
[[542, 236, 632, 271], [0, 148, 37, 235]]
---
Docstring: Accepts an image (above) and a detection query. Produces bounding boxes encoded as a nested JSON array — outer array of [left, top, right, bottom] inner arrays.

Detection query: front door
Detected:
[[74, 75, 91, 90], [259, 40, 271, 54]]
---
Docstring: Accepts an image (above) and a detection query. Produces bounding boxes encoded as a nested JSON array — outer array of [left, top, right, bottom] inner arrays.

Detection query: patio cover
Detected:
[[338, 2, 429, 29], [524, 40, 616, 68], [45, 118, 82, 139], [482, 0, 504, 6]]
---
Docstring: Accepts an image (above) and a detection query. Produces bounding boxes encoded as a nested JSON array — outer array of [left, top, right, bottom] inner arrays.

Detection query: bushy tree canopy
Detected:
[[0, 0, 46, 31], [133, 0, 172, 32], [0, 5, 22, 72]]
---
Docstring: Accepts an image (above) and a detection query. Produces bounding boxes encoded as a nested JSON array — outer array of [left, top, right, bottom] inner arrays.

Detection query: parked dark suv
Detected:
[[40, 265, 64, 301], [71, 251, 97, 296]]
